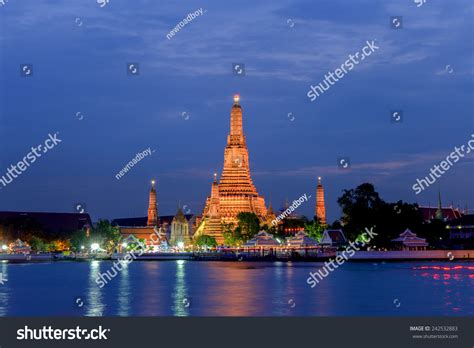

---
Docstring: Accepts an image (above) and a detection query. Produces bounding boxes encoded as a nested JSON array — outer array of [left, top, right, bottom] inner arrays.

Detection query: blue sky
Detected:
[[0, 0, 473, 223]]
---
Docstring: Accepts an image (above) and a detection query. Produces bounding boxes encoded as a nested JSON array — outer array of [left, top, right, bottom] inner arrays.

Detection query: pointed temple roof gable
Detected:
[[391, 229, 427, 245], [173, 207, 187, 223], [399, 228, 417, 238]]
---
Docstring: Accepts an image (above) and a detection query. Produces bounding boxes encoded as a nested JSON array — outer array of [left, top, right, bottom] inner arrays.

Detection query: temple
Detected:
[[169, 207, 192, 247], [195, 95, 268, 243], [315, 177, 326, 225], [147, 180, 158, 226], [117, 180, 165, 245]]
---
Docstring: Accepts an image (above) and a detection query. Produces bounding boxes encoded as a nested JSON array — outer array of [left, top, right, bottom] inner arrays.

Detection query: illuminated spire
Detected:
[[147, 180, 158, 226], [229, 94, 244, 143], [315, 177, 327, 225]]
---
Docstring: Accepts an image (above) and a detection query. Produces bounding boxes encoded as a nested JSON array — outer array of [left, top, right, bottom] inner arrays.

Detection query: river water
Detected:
[[0, 260, 472, 316]]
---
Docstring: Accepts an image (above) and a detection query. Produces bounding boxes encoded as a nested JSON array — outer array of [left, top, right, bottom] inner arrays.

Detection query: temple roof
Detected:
[[391, 229, 428, 246], [113, 214, 193, 227], [242, 231, 281, 247], [446, 214, 474, 228], [173, 208, 187, 223], [287, 231, 318, 247], [0, 211, 92, 236], [320, 229, 347, 245], [419, 206, 463, 221]]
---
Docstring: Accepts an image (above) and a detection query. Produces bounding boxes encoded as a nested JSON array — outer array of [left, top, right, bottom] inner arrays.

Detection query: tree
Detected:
[[222, 222, 241, 246], [417, 218, 448, 248], [194, 235, 218, 247], [337, 183, 384, 240], [94, 220, 121, 252], [337, 183, 424, 247], [29, 236, 47, 252], [69, 230, 88, 251], [236, 212, 260, 241], [304, 220, 324, 242]]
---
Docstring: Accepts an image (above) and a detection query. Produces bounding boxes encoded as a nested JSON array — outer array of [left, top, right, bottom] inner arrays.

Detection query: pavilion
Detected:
[[320, 229, 347, 247], [287, 231, 319, 247], [242, 231, 281, 247], [391, 229, 428, 250]]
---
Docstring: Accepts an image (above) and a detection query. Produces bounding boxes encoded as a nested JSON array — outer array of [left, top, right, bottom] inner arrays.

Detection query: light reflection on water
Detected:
[[0, 262, 8, 316], [172, 260, 189, 317], [117, 263, 130, 317], [0, 261, 472, 316], [86, 261, 105, 317]]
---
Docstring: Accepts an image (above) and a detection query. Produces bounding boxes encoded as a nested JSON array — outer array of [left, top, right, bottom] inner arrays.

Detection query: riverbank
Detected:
[[348, 250, 473, 261], [1, 249, 473, 263]]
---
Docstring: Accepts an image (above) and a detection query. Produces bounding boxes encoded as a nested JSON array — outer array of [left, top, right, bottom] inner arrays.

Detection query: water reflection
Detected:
[[202, 262, 269, 316], [0, 262, 8, 316], [117, 263, 130, 316], [140, 262, 163, 316], [0, 261, 472, 316], [413, 263, 472, 314], [172, 260, 189, 316], [86, 261, 105, 316]]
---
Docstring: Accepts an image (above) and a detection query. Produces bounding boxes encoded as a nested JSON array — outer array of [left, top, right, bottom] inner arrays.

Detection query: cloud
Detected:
[[252, 152, 471, 178]]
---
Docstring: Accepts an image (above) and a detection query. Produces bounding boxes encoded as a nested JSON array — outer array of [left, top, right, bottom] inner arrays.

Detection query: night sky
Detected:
[[0, 0, 473, 223]]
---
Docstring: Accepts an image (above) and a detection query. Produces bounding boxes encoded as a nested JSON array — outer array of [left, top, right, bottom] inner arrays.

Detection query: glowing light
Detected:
[[177, 242, 185, 249], [91, 243, 100, 251], [151, 180, 155, 186], [80, 245, 85, 250], [1, 245, 7, 251], [121, 242, 128, 248], [233, 94, 240, 103]]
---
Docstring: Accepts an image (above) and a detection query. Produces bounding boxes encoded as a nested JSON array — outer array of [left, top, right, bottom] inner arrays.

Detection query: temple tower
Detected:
[[170, 207, 192, 246], [196, 95, 268, 243], [435, 190, 443, 220], [147, 180, 159, 226], [217, 94, 267, 220], [265, 202, 277, 227], [195, 173, 225, 243], [315, 177, 327, 225]]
